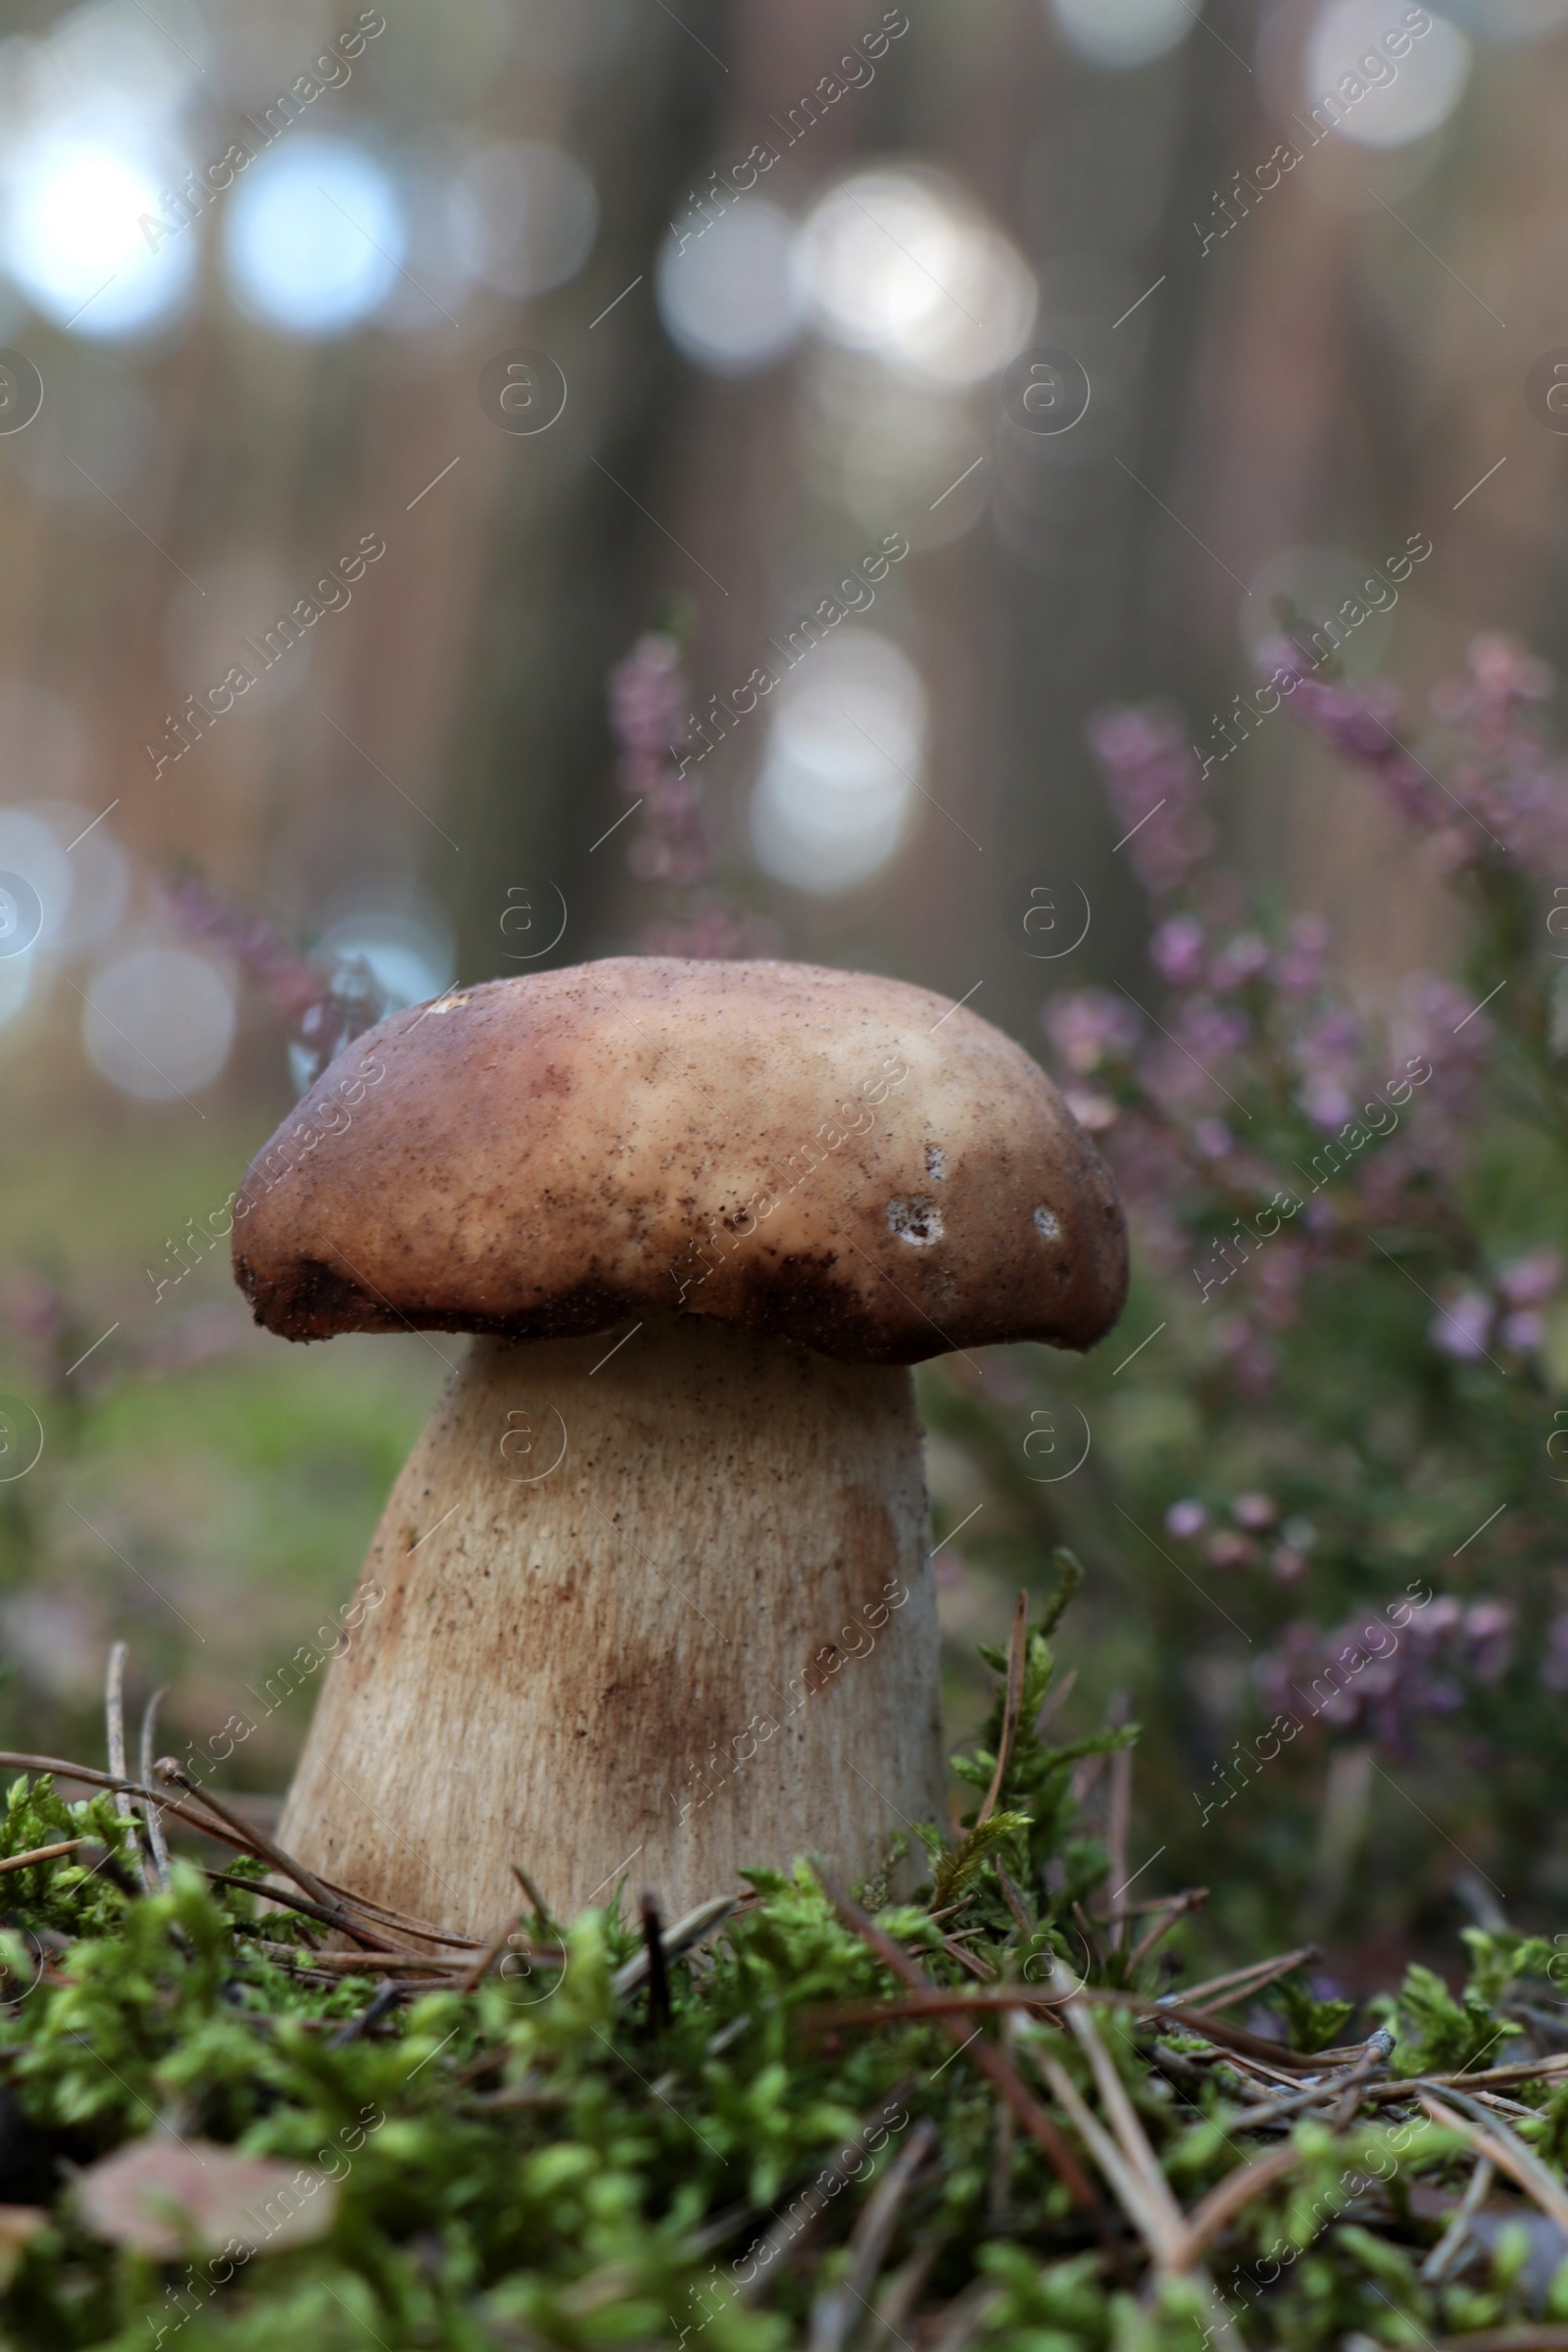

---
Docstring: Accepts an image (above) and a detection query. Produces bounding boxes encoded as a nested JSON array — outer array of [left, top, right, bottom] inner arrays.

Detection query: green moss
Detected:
[[0, 1596, 1561, 2351]]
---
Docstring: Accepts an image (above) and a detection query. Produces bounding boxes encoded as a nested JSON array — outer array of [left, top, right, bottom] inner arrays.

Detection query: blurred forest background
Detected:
[[2, 0, 1567, 1994]]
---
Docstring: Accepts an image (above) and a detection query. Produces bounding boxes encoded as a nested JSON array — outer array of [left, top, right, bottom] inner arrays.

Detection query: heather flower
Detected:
[[1043, 989, 1141, 1074], [608, 631, 688, 766], [1232, 1493, 1277, 1531], [161, 872, 385, 1088], [1295, 1010, 1365, 1132], [1205, 1530, 1256, 1570], [1253, 1242, 1308, 1330], [1273, 912, 1330, 996], [1461, 1600, 1515, 1685], [1430, 632, 1553, 727], [1256, 1592, 1507, 1752], [1497, 1250, 1563, 1308], [1165, 1499, 1208, 1540], [639, 902, 781, 959], [1210, 1313, 1279, 1396], [607, 627, 772, 957], [1430, 1288, 1494, 1360], [1210, 933, 1271, 991], [1178, 1001, 1250, 1060], [1151, 915, 1206, 989], [1256, 636, 1445, 836], [1393, 976, 1492, 1113], [1086, 703, 1214, 898], [1194, 1119, 1233, 1160], [1063, 1087, 1118, 1133]]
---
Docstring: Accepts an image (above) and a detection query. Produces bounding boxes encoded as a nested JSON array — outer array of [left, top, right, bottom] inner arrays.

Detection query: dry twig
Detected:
[[974, 1592, 1028, 1831], [822, 1880, 1101, 2217]]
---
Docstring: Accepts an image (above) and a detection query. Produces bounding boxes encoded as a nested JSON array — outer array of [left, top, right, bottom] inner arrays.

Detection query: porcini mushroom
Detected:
[[232, 958, 1126, 1937]]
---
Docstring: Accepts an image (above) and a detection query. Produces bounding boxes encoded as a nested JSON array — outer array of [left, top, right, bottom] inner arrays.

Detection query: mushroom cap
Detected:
[[231, 957, 1127, 1365]]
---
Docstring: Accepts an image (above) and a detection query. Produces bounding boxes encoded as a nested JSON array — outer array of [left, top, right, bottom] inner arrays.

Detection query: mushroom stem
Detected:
[[277, 1313, 947, 1936]]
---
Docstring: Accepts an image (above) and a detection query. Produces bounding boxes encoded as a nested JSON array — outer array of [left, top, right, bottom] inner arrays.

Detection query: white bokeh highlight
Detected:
[[3, 134, 197, 338], [1305, 2, 1472, 146], [82, 943, 236, 1100], [1049, 0, 1198, 69], [750, 631, 926, 896], [223, 137, 406, 336], [657, 201, 808, 377], [456, 141, 599, 300], [801, 172, 1035, 387]]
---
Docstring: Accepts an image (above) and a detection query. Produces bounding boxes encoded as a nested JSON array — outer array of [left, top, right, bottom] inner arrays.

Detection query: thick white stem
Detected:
[[277, 1314, 946, 1936]]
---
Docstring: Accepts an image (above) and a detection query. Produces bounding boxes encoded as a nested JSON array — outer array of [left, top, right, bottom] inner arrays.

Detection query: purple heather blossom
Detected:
[[1063, 1087, 1119, 1134], [1152, 915, 1207, 989], [1179, 1000, 1250, 1059], [1086, 703, 1215, 898], [1295, 1009, 1365, 1132], [607, 628, 780, 957], [1165, 1498, 1209, 1540], [1210, 932, 1271, 991], [1193, 1118, 1233, 1160], [1430, 1288, 1494, 1361], [1256, 635, 1446, 838], [1461, 1600, 1516, 1685], [1392, 975, 1492, 1114], [161, 872, 385, 1088], [1232, 1493, 1278, 1531], [1273, 912, 1331, 996], [1274, 628, 1568, 870], [608, 630, 688, 768], [1205, 1529, 1257, 1570], [1497, 1250, 1564, 1308], [1043, 989, 1141, 1074], [1257, 1593, 1514, 1753]]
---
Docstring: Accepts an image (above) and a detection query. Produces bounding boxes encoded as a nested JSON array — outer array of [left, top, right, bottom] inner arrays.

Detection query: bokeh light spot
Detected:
[[750, 632, 926, 896], [1305, 1, 1472, 146], [222, 137, 405, 337], [3, 135, 197, 339], [657, 201, 807, 376], [82, 943, 236, 1100], [1049, 0, 1199, 69]]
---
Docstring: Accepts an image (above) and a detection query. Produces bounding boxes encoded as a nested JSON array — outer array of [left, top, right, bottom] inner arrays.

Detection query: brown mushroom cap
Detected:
[[231, 957, 1127, 1365]]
